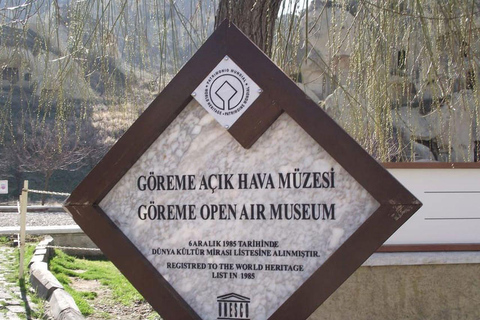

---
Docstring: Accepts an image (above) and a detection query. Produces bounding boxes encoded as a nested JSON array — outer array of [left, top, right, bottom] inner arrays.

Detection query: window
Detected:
[[397, 50, 406, 70], [461, 41, 469, 58], [475, 141, 480, 162], [24, 73, 31, 81], [2, 67, 19, 84], [466, 69, 475, 90]]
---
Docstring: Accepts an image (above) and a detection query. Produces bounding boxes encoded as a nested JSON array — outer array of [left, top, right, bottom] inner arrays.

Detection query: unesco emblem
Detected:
[[192, 56, 262, 128], [204, 68, 250, 116], [217, 293, 250, 320]]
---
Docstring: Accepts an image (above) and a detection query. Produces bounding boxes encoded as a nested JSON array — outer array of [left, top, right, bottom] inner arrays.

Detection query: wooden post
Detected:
[[18, 180, 28, 279]]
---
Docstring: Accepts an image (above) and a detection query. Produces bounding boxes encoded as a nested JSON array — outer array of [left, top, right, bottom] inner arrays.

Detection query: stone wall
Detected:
[[310, 263, 480, 320]]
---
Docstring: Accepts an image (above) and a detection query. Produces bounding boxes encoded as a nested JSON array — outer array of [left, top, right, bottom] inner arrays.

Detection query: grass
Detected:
[[49, 249, 145, 316], [0, 240, 47, 319], [0, 236, 10, 245], [20, 244, 48, 318], [4, 243, 35, 283]]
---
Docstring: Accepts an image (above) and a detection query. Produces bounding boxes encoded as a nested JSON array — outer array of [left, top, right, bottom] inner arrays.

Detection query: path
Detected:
[[0, 246, 42, 320], [0, 211, 75, 228]]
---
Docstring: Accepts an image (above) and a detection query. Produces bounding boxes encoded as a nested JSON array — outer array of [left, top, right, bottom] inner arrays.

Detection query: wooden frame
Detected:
[[65, 21, 422, 320], [383, 162, 480, 169], [378, 244, 480, 252]]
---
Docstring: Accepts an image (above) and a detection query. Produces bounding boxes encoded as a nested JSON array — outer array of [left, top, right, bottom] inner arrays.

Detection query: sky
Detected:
[[280, 0, 313, 15]]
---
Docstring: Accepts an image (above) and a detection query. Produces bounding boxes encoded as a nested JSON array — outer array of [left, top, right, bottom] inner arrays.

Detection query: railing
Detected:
[[17, 181, 70, 279], [0, 205, 64, 212]]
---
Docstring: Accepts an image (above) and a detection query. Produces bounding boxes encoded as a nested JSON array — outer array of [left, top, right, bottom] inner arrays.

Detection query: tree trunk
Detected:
[[14, 171, 23, 198], [215, 0, 282, 57], [41, 171, 53, 206]]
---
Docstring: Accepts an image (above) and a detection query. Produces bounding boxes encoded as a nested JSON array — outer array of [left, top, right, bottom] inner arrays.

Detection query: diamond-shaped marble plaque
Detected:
[[65, 20, 421, 320], [99, 102, 379, 319], [192, 55, 262, 128]]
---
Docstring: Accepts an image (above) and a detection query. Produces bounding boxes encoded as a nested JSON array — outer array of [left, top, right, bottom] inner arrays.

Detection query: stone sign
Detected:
[[65, 21, 421, 320]]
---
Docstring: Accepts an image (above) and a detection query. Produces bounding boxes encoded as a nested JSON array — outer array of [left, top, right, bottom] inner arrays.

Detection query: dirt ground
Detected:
[[69, 278, 162, 320]]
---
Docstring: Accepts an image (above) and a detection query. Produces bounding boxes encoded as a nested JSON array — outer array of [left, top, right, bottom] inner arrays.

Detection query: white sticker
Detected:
[[0, 180, 8, 194], [192, 56, 262, 128]]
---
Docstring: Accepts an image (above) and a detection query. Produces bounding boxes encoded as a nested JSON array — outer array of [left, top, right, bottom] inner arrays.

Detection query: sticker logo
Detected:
[[193, 56, 262, 128], [207, 71, 247, 114], [0, 180, 7, 194]]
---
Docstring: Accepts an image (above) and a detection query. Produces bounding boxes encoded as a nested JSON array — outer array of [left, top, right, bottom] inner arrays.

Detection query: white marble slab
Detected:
[[385, 168, 480, 245], [100, 100, 379, 320]]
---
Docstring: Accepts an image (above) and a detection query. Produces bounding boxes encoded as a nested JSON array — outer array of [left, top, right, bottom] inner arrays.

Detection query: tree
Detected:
[[1, 0, 478, 164], [6, 120, 94, 204], [215, 0, 283, 57]]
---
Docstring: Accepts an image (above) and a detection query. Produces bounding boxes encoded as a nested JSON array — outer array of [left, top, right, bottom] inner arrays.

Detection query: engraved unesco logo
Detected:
[[217, 293, 250, 320], [204, 68, 251, 117]]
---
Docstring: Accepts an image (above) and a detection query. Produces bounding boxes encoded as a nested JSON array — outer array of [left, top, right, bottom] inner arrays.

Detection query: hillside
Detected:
[[1, 0, 479, 202]]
